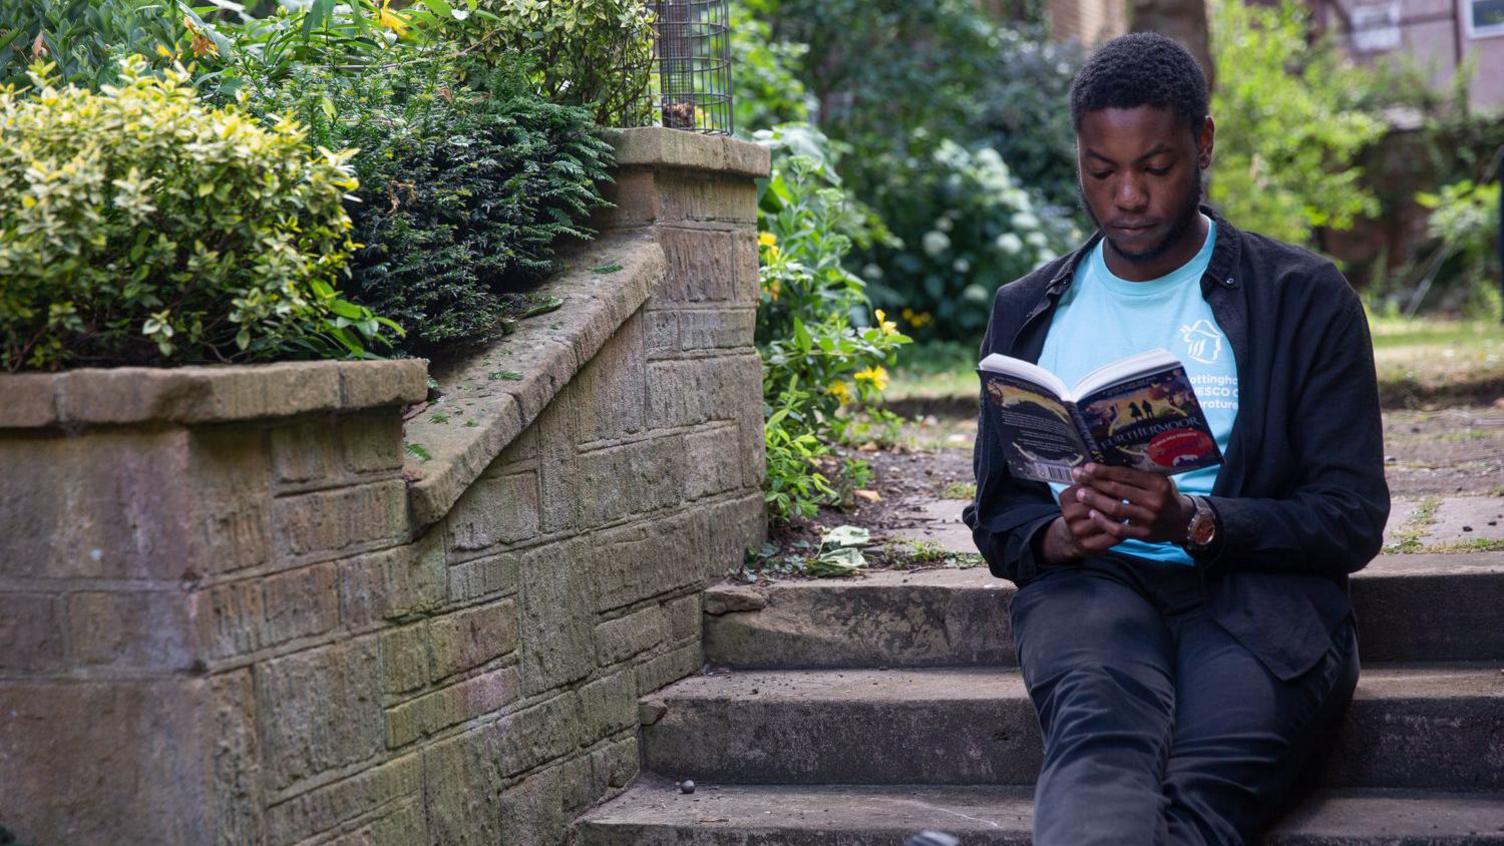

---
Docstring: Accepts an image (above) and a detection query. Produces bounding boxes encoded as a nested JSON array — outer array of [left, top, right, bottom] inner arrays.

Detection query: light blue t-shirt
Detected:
[[1037, 216, 1238, 565]]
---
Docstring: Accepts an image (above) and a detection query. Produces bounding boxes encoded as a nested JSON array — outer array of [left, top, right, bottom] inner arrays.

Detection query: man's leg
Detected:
[[1009, 563, 1178, 846], [1160, 612, 1360, 846]]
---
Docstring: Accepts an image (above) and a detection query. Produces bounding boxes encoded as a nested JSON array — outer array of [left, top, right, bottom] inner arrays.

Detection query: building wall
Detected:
[[1048, 0, 1130, 44]]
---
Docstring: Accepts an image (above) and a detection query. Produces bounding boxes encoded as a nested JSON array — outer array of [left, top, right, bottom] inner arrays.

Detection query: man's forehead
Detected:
[[1075, 105, 1189, 156]]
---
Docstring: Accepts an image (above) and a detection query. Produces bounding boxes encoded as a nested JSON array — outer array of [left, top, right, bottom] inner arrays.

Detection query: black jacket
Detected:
[[962, 206, 1390, 681]]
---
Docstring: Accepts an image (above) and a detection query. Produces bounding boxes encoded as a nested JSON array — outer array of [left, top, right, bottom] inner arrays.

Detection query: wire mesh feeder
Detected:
[[620, 0, 733, 135]]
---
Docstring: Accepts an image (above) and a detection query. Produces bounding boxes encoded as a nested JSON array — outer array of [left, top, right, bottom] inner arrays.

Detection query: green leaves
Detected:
[[0, 58, 393, 370]]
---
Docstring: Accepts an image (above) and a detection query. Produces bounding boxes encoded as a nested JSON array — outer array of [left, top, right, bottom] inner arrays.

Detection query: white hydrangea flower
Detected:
[[1011, 211, 1040, 230], [953, 258, 971, 273], [995, 233, 1023, 254], [1025, 231, 1048, 248], [935, 216, 954, 232], [921, 231, 951, 256], [862, 263, 884, 281]]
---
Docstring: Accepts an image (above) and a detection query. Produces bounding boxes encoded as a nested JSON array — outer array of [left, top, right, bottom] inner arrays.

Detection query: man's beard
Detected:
[[1078, 167, 1204, 264]]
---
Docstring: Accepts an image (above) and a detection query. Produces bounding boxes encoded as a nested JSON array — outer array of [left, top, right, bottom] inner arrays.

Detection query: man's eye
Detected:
[[1146, 166, 1171, 176], [1089, 171, 1111, 180]]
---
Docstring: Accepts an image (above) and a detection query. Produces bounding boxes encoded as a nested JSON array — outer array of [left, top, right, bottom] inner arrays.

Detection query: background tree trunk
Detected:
[[1129, 0, 1216, 91]]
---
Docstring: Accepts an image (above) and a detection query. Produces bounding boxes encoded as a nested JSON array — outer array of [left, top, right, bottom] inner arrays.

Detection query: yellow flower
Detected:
[[874, 309, 898, 336], [376, 0, 410, 37], [901, 307, 932, 328], [155, 43, 174, 58], [184, 17, 218, 58], [767, 279, 781, 301], [825, 380, 852, 404], [758, 231, 778, 248], [853, 366, 889, 392]]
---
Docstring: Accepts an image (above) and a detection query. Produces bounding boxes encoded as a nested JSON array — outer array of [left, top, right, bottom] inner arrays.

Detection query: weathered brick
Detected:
[[646, 354, 759, 430], [0, 593, 65, 672], [69, 590, 196, 670], [683, 424, 743, 499], [2, 372, 59, 427], [273, 480, 408, 560], [656, 171, 759, 224], [262, 562, 339, 645], [256, 638, 383, 790], [589, 512, 707, 613], [340, 411, 404, 475], [635, 642, 702, 694], [497, 766, 568, 846], [644, 310, 679, 356], [663, 593, 701, 643], [380, 624, 429, 695], [0, 430, 195, 580], [542, 437, 686, 533], [428, 599, 518, 682], [700, 492, 767, 582], [591, 735, 640, 791], [570, 313, 646, 445], [678, 307, 757, 350], [594, 606, 666, 666], [496, 692, 582, 777], [447, 471, 539, 552], [518, 543, 597, 696], [446, 551, 520, 604], [654, 227, 759, 304], [338, 534, 446, 628], [578, 669, 638, 740], [325, 799, 427, 846], [264, 754, 422, 845], [338, 359, 429, 410], [384, 665, 517, 749], [196, 578, 266, 660], [422, 727, 504, 844], [270, 417, 335, 485], [0, 676, 260, 843]]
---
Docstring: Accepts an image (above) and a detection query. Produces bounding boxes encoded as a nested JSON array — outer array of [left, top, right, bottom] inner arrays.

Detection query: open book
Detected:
[[978, 348, 1222, 484]]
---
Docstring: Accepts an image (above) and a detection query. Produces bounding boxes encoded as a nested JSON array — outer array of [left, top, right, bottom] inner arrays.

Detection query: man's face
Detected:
[[1075, 106, 1213, 271]]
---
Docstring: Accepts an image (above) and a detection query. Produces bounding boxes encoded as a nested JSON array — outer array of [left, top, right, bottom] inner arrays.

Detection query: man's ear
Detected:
[[1197, 115, 1215, 169]]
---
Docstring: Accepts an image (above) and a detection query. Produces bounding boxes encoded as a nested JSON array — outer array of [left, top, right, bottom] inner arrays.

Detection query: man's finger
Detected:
[[1088, 508, 1152, 540], [1073, 462, 1165, 492], [1075, 487, 1155, 523]]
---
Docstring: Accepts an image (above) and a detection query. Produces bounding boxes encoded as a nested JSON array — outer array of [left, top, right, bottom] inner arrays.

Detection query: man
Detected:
[[961, 33, 1390, 845]]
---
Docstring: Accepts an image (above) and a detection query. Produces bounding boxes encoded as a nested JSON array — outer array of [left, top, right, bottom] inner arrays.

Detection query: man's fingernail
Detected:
[[1071, 468, 1082, 482], [1076, 489, 1087, 501]]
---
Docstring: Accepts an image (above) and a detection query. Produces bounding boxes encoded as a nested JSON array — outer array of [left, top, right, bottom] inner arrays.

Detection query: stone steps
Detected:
[[637, 665, 1504, 791], [575, 776, 1504, 844], [703, 553, 1504, 669]]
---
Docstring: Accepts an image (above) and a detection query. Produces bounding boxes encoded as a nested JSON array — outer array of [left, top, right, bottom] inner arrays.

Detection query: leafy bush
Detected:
[[1208, 0, 1385, 245], [439, 0, 654, 125], [729, 1, 813, 133], [1407, 179, 1502, 318], [755, 125, 910, 522], [244, 56, 614, 357], [0, 0, 187, 89], [0, 58, 394, 371], [860, 138, 1079, 341]]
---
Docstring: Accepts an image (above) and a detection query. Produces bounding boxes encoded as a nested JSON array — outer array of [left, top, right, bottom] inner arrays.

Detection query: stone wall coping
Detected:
[[402, 233, 666, 528], [609, 127, 771, 179], [0, 358, 429, 429]]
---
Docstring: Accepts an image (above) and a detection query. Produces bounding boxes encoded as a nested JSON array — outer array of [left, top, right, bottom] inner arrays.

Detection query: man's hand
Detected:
[[1072, 463, 1196, 545], [1039, 464, 1198, 566]]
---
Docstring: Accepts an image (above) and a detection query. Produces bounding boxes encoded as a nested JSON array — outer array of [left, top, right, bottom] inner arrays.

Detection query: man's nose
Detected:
[[1115, 176, 1148, 211]]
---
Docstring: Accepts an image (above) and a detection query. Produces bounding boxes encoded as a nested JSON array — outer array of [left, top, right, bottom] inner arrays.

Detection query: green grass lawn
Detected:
[[886, 314, 1504, 409]]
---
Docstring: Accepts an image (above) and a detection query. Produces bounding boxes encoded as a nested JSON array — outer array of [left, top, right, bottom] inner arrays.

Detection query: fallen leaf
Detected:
[[853, 489, 882, 502]]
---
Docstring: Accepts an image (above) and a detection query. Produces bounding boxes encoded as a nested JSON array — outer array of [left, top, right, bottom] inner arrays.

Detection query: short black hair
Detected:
[[1069, 32, 1208, 135]]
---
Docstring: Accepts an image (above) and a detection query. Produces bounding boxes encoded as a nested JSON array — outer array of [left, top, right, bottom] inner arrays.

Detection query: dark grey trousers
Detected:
[[1008, 555, 1360, 846]]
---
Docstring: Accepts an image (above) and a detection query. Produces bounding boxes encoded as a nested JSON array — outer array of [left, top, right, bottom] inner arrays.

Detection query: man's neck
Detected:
[[1103, 212, 1211, 282]]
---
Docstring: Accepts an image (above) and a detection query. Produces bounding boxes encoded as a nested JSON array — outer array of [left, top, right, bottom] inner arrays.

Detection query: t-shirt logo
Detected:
[[1180, 319, 1224, 364]]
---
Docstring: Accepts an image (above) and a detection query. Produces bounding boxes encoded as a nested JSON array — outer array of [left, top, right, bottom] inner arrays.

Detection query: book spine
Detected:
[[1066, 403, 1107, 464]]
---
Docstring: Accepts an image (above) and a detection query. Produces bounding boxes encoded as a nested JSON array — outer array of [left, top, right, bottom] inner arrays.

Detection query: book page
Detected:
[[980, 370, 1089, 484], [1075, 365, 1222, 475]]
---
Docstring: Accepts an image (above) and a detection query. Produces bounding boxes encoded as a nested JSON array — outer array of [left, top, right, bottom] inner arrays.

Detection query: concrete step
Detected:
[[574, 776, 1504, 844], [640, 664, 1504, 791], [704, 553, 1504, 669]]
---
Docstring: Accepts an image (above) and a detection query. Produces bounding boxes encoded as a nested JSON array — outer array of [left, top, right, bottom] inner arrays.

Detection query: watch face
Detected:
[[1190, 511, 1216, 546]]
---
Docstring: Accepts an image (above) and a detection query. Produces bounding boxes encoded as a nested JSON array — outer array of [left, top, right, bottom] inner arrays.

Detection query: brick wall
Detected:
[[0, 128, 769, 845]]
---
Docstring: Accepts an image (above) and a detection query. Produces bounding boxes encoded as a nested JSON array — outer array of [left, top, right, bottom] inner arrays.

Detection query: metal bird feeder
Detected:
[[622, 0, 733, 135]]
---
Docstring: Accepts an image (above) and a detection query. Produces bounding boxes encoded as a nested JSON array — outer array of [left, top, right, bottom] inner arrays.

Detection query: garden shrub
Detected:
[[1208, 0, 1385, 245], [0, 0, 188, 89], [859, 138, 1079, 341], [439, 0, 655, 125], [755, 124, 910, 521], [246, 56, 614, 358], [0, 58, 394, 371]]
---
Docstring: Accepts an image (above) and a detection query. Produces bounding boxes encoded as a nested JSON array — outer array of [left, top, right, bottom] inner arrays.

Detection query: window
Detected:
[[1467, 0, 1504, 38], [1351, 3, 1401, 52]]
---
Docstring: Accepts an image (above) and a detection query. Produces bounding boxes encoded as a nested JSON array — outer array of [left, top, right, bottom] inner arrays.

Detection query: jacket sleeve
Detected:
[[1200, 286, 1390, 579], [961, 305, 1063, 586]]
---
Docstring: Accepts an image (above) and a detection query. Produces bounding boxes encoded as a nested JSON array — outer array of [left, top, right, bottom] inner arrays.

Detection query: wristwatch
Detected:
[[1182, 494, 1218, 554]]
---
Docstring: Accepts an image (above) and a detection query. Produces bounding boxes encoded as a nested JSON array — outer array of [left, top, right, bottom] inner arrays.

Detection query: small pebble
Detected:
[[1463, 526, 1474, 532], [680, 779, 696, 794]]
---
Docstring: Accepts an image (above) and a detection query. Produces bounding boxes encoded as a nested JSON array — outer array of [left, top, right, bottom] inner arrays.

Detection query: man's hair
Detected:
[[1068, 32, 1209, 135]]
